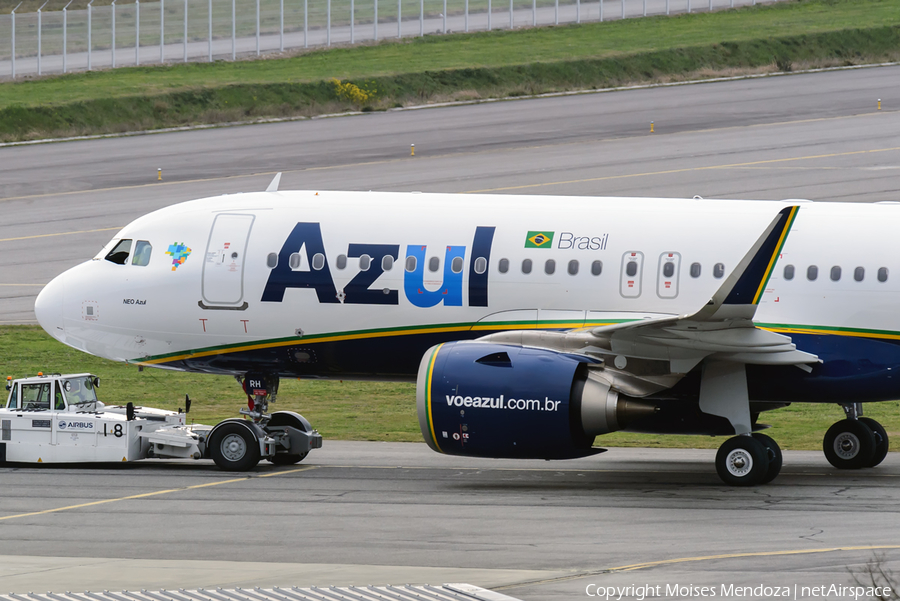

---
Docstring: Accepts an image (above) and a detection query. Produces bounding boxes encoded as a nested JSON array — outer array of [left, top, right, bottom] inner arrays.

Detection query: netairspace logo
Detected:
[[583, 583, 893, 600]]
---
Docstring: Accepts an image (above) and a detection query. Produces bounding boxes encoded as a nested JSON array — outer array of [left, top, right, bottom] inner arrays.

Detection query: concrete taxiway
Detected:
[[0, 443, 899, 598]]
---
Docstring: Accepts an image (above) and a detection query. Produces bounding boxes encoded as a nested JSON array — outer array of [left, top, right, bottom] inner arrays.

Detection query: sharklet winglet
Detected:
[[722, 205, 799, 306]]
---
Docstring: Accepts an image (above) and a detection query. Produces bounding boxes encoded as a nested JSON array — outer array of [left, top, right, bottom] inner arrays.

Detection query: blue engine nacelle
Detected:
[[416, 341, 655, 459]]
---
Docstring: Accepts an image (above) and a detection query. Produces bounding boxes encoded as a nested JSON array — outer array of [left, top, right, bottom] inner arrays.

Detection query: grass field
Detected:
[[3, 325, 898, 450], [1, 0, 899, 141], [4, 0, 900, 103]]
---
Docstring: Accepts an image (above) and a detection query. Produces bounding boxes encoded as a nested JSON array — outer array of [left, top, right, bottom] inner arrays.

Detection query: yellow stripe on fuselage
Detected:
[[134, 321, 619, 366]]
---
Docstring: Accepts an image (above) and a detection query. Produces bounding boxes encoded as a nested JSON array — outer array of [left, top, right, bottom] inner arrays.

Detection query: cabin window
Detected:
[[428, 257, 440, 272], [358, 254, 371, 272], [690, 262, 701, 278], [289, 253, 302, 269], [405, 256, 417, 272], [783, 264, 794, 280], [663, 262, 675, 278], [474, 257, 487, 275], [382, 255, 393, 271], [713, 263, 725, 279], [267, 252, 278, 269], [451, 256, 464, 274], [545, 259, 556, 275], [498, 258, 510, 274], [854, 267, 865, 282], [104, 239, 132, 265], [522, 259, 533, 274], [591, 260, 603, 276], [568, 260, 579, 275], [830, 266, 841, 281], [336, 254, 347, 270], [878, 267, 889, 282], [132, 240, 152, 266], [626, 261, 638, 277], [6, 384, 17, 409], [312, 253, 326, 271], [807, 265, 818, 281]]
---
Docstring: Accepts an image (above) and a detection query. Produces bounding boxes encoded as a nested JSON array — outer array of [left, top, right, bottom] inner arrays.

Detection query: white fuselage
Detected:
[[33, 192, 900, 398]]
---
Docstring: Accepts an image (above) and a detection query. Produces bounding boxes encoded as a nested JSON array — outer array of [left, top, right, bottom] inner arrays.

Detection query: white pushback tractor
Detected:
[[0, 372, 322, 470]]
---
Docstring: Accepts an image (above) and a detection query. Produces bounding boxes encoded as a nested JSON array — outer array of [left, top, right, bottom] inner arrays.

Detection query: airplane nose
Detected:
[[35, 271, 67, 344]]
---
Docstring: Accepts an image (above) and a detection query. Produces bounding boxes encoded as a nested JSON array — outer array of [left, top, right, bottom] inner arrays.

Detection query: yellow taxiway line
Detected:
[[0, 465, 317, 522], [497, 546, 900, 591], [0, 226, 123, 243]]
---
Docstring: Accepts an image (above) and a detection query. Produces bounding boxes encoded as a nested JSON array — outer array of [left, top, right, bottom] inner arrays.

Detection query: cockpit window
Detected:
[[105, 239, 133, 265], [132, 240, 152, 266]]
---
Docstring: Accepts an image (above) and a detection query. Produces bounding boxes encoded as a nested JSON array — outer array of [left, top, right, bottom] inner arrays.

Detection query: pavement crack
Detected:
[[799, 528, 825, 543]]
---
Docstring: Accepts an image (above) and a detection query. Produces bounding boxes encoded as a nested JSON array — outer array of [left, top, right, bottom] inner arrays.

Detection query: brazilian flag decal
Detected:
[[525, 231, 554, 248]]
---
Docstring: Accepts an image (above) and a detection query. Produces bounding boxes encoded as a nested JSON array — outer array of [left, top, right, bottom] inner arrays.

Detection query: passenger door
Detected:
[[201, 214, 255, 308], [657, 252, 682, 299]]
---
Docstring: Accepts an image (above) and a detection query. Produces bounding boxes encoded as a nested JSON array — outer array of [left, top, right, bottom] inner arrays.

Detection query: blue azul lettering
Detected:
[[262, 223, 340, 304], [468, 227, 495, 307], [262, 224, 493, 307], [403, 245, 465, 308], [344, 244, 400, 305]]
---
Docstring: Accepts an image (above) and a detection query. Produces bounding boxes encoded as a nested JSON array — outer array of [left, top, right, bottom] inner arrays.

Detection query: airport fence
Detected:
[[0, 0, 779, 79]]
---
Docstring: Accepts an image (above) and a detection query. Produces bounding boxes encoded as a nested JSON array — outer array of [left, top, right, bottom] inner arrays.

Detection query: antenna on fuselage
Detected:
[[266, 172, 282, 193]]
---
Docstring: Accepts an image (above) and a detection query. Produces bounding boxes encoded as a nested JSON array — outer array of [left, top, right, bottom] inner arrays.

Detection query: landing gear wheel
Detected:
[[823, 419, 876, 469], [859, 417, 889, 468], [266, 411, 310, 466], [716, 435, 770, 486], [751, 432, 783, 484], [209, 422, 261, 471]]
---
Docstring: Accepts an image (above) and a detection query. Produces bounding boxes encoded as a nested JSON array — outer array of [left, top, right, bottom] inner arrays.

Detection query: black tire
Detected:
[[269, 452, 307, 466], [209, 422, 261, 471], [751, 432, 783, 484], [715, 435, 770, 486], [266, 411, 309, 466], [859, 417, 889, 468], [823, 419, 876, 469]]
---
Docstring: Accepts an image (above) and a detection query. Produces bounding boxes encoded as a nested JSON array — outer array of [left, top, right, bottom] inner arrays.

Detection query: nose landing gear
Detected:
[[206, 372, 323, 471]]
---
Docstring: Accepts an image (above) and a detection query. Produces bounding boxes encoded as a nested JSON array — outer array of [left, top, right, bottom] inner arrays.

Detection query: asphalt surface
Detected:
[[2, 65, 900, 324], [1, 65, 900, 598], [0, 443, 899, 598]]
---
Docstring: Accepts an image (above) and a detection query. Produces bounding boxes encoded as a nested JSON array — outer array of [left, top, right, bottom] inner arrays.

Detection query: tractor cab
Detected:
[[5, 373, 102, 413]]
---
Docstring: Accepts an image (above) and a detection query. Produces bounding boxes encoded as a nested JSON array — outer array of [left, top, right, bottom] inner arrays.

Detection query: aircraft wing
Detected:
[[479, 205, 819, 398]]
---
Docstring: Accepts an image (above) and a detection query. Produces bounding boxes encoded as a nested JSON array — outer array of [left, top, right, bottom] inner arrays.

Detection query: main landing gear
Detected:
[[700, 361, 785, 486], [206, 372, 323, 471], [715, 432, 783, 487], [822, 403, 889, 470], [713, 402, 890, 486]]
